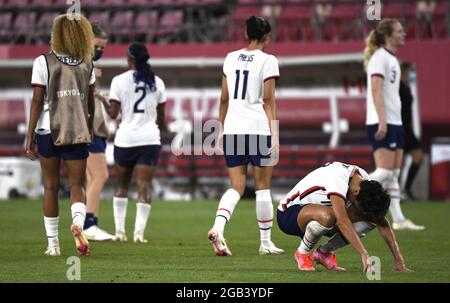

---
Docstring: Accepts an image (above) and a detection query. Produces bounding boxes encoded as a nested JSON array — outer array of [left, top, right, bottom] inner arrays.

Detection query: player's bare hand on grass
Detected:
[[25, 135, 38, 160], [393, 262, 413, 272], [362, 254, 372, 272]]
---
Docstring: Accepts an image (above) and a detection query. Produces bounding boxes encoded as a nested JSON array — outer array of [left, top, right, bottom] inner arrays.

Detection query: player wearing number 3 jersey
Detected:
[[208, 16, 284, 257], [102, 43, 166, 244]]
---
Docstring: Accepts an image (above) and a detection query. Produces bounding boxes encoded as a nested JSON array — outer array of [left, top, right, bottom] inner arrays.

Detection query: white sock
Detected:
[[319, 221, 377, 253], [386, 172, 406, 222], [134, 202, 151, 235], [71, 202, 86, 230], [298, 221, 332, 254], [255, 189, 273, 246], [369, 168, 393, 184], [212, 188, 240, 235], [113, 196, 128, 234], [44, 216, 59, 248]]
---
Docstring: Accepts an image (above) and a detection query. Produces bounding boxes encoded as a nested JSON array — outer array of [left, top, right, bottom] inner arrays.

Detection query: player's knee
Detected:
[[43, 182, 59, 193], [318, 211, 336, 228], [97, 169, 109, 184]]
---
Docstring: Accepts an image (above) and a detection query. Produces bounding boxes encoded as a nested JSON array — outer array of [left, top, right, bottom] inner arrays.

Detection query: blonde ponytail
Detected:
[[364, 30, 378, 71]]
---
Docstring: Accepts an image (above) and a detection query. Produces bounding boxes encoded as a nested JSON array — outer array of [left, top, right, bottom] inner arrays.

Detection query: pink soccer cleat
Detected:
[[71, 224, 90, 256], [312, 248, 345, 271], [294, 251, 315, 271], [208, 229, 232, 256]]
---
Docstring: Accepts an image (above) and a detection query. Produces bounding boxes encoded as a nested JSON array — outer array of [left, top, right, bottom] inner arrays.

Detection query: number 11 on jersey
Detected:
[[233, 69, 249, 100]]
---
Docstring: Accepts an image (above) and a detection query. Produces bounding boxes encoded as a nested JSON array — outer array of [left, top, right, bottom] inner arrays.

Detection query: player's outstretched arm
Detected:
[[330, 194, 371, 272], [377, 218, 413, 272]]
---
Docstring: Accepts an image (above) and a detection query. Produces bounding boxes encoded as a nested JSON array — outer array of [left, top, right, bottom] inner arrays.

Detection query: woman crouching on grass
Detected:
[[26, 13, 96, 256]]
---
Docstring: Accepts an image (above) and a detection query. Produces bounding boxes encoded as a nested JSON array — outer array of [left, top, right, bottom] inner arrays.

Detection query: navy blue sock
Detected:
[[84, 213, 96, 229]]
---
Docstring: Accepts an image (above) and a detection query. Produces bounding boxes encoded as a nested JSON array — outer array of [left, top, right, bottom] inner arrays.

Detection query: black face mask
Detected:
[[93, 49, 104, 61]]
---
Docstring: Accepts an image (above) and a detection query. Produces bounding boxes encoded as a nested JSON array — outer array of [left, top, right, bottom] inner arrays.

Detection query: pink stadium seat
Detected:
[[434, 0, 448, 18], [233, 6, 263, 21], [0, 12, 13, 41], [13, 12, 37, 41], [83, 0, 105, 7], [227, 6, 263, 41], [31, 0, 55, 7], [110, 10, 134, 36], [381, 2, 404, 19], [35, 12, 59, 43], [6, 0, 29, 7], [128, 0, 152, 5], [89, 11, 110, 30], [155, 10, 184, 38], [277, 5, 313, 41], [328, 3, 357, 20], [152, 0, 177, 5], [134, 10, 159, 36], [37, 12, 59, 30]]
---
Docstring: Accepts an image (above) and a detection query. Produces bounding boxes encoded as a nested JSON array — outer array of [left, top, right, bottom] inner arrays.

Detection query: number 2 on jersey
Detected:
[[233, 69, 249, 100], [133, 86, 146, 113]]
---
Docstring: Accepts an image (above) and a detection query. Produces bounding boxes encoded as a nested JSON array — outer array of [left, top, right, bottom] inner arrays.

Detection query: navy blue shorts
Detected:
[[114, 145, 161, 168], [88, 135, 107, 153], [36, 133, 89, 160], [277, 205, 306, 238], [223, 134, 271, 167], [367, 124, 405, 151]]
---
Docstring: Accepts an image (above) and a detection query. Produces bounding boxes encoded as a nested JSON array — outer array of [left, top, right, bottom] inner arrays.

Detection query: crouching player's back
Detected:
[[277, 162, 411, 272]]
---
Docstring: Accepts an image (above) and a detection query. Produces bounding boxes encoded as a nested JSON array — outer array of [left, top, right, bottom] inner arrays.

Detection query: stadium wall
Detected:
[[1, 40, 449, 124]]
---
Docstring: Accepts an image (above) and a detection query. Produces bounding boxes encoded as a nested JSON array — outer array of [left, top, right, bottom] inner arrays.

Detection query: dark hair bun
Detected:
[[246, 16, 271, 41]]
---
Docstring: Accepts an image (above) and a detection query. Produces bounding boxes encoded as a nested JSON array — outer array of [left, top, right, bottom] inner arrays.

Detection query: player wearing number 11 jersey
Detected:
[[103, 43, 166, 244], [208, 16, 284, 256]]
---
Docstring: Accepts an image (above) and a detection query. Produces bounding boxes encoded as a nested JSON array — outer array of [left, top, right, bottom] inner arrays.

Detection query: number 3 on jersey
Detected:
[[134, 86, 146, 113], [233, 69, 249, 100]]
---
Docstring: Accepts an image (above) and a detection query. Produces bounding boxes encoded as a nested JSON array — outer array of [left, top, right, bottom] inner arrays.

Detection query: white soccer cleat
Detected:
[[208, 229, 232, 256], [84, 226, 114, 242], [392, 219, 425, 231], [70, 224, 90, 256], [45, 246, 61, 256], [133, 233, 148, 244], [259, 241, 285, 255], [114, 232, 128, 242]]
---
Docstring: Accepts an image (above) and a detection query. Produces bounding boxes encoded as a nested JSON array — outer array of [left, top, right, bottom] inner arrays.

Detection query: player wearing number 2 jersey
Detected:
[[102, 43, 166, 244], [208, 16, 284, 257]]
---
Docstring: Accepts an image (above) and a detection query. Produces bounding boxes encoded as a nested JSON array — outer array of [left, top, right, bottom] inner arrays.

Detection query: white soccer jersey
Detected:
[[222, 48, 280, 136], [366, 48, 402, 125], [31, 53, 96, 135], [278, 162, 369, 211], [109, 70, 166, 147]]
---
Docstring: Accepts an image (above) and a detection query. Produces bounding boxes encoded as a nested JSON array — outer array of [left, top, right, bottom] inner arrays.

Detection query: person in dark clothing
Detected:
[[400, 62, 424, 200]]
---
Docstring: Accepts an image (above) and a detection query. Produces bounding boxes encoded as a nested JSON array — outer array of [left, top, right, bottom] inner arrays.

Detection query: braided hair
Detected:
[[128, 42, 156, 92]]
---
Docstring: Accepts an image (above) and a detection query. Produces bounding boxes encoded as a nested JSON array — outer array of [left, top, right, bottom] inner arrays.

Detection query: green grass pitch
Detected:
[[0, 199, 449, 282]]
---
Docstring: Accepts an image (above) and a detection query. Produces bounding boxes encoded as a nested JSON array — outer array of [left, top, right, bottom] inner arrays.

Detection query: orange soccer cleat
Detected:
[[294, 251, 316, 271]]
